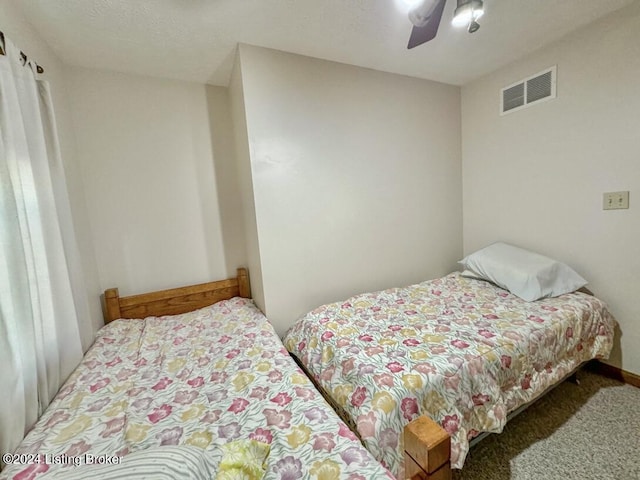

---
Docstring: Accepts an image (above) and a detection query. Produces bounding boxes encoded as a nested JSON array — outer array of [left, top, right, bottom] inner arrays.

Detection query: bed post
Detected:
[[103, 288, 122, 324], [404, 415, 451, 480], [237, 268, 251, 298]]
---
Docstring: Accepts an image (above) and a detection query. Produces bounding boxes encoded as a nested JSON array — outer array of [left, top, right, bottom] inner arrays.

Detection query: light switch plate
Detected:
[[603, 191, 629, 210]]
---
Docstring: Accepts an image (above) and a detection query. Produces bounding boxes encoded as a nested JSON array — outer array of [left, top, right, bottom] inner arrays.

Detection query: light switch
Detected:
[[603, 191, 629, 210]]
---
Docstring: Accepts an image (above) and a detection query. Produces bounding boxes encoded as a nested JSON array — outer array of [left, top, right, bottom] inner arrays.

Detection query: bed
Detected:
[[0, 268, 392, 480], [284, 264, 616, 480]]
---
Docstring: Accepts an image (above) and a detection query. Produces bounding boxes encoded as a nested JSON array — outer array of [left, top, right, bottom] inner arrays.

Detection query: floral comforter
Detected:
[[1, 298, 392, 480], [283, 273, 616, 477]]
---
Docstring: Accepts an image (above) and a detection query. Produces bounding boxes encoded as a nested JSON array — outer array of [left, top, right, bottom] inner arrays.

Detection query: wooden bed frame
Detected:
[[102, 267, 251, 323]]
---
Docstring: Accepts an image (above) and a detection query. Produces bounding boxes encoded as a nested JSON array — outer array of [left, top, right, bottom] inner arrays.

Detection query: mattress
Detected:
[[1, 297, 392, 480], [284, 273, 616, 477]]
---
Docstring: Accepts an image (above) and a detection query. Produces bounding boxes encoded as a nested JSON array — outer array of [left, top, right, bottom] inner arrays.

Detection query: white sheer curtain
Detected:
[[0, 38, 84, 458]]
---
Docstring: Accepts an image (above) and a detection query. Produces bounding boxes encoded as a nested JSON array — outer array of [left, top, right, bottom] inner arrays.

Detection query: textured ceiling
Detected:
[[14, 0, 635, 86]]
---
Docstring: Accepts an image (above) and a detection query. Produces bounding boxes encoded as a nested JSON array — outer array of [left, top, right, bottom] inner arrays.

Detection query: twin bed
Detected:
[[0, 269, 392, 480], [283, 243, 615, 479], [2, 246, 616, 480], [284, 272, 615, 479]]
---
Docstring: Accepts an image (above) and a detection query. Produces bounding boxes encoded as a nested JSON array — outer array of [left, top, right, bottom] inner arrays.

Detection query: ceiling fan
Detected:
[[407, 0, 484, 49]]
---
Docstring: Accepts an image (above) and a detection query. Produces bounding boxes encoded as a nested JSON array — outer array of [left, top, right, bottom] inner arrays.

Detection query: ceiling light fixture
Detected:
[[452, 0, 484, 32]]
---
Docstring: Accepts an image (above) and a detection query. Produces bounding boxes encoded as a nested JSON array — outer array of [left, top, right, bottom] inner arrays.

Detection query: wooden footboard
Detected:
[[404, 415, 452, 480]]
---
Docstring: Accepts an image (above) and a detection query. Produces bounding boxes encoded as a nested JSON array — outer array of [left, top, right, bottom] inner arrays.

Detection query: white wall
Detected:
[[0, 1, 102, 350], [462, 3, 640, 374], [228, 56, 266, 311], [205, 86, 248, 278], [67, 68, 233, 296], [237, 45, 462, 335]]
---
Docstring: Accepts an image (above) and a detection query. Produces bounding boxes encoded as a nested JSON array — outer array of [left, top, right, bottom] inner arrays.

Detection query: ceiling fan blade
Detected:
[[407, 0, 447, 49]]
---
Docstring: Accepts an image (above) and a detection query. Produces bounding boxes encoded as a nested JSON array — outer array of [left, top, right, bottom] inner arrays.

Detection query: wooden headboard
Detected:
[[102, 267, 251, 323]]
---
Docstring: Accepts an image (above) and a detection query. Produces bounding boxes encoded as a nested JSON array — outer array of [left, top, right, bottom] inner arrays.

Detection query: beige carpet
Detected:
[[454, 371, 640, 480]]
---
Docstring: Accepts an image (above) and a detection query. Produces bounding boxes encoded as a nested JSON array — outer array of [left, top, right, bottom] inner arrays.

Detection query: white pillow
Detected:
[[459, 242, 587, 301]]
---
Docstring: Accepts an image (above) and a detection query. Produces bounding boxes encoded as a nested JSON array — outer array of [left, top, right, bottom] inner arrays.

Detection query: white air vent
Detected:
[[500, 66, 556, 115]]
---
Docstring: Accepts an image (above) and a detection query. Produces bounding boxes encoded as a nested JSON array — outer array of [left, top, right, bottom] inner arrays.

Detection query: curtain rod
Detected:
[[0, 31, 45, 73]]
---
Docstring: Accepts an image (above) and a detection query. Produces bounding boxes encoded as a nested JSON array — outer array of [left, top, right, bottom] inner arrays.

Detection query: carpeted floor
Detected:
[[454, 371, 640, 480]]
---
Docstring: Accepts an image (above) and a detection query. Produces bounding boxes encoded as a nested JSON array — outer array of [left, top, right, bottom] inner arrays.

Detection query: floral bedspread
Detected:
[[283, 273, 615, 477], [1, 298, 392, 480]]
